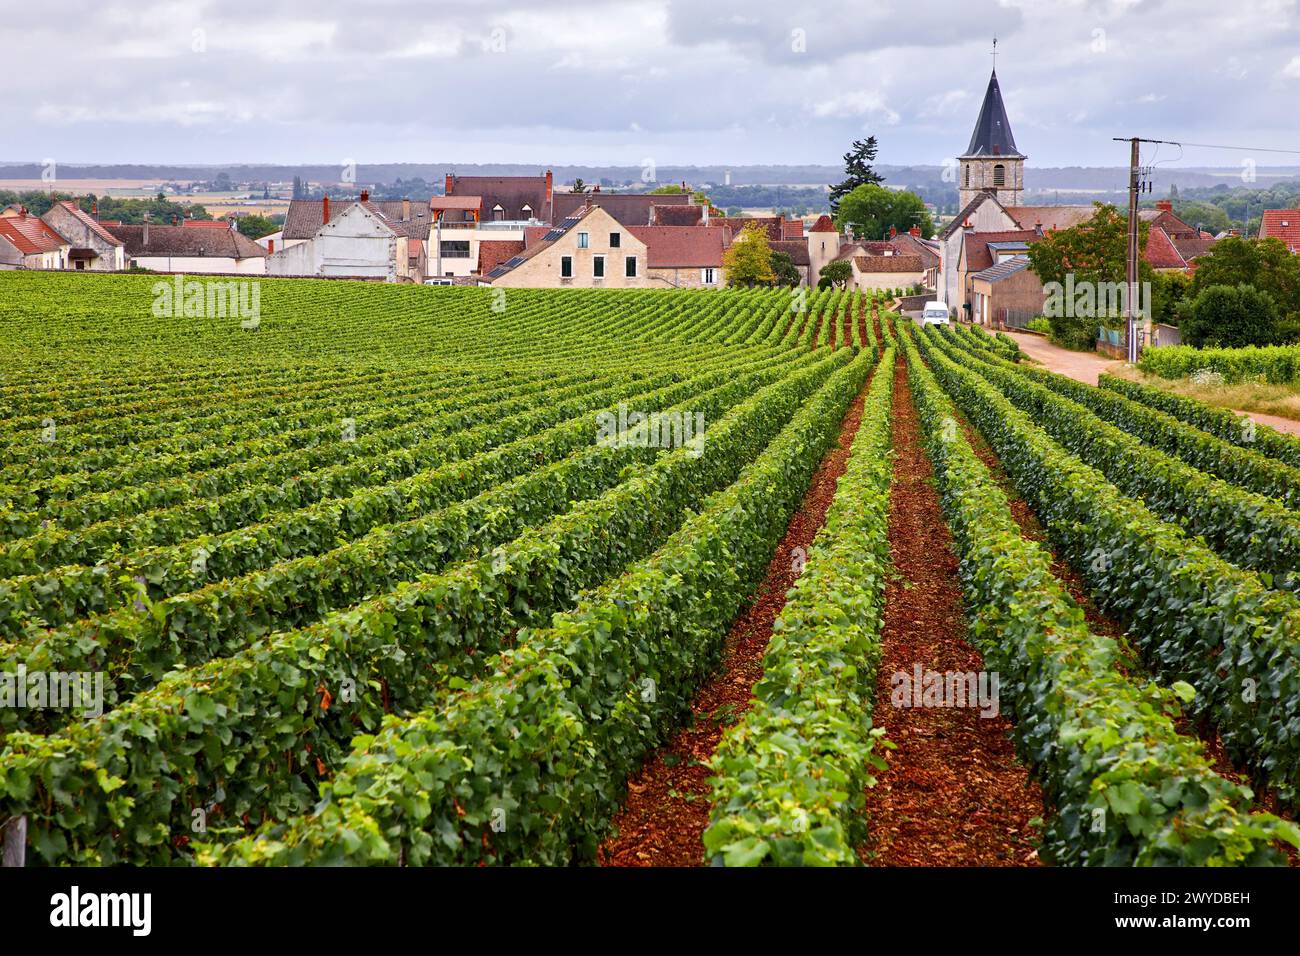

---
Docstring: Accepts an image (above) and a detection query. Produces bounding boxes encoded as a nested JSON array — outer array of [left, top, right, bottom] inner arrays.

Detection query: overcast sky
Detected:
[[4, 0, 1299, 170]]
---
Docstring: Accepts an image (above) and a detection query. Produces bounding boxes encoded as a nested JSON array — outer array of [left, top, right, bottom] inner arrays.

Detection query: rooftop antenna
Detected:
[[991, 37, 998, 72]]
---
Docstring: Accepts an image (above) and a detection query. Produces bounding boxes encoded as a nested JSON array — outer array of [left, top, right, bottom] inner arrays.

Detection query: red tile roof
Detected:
[[708, 216, 790, 242], [477, 239, 526, 275], [1004, 205, 1094, 232], [1144, 225, 1186, 270], [283, 198, 431, 239], [853, 254, 925, 274], [0, 214, 67, 255], [782, 219, 804, 239], [626, 225, 726, 268], [106, 223, 267, 259], [770, 239, 810, 267], [448, 175, 550, 222], [651, 203, 705, 226], [809, 214, 837, 233], [1261, 209, 1300, 253], [552, 192, 691, 226], [962, 230, 1040, 271]]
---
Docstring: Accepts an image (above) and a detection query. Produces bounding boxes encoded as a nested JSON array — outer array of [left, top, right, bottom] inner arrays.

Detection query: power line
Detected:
[[1152, 140, 1300, 157]]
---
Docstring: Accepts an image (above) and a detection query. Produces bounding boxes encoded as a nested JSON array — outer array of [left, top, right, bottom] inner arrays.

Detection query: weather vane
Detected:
[[991, 37, 998, 71]]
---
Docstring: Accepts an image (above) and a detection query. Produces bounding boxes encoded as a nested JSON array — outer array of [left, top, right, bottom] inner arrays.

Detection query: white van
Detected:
[[921, 302, 950, 326]]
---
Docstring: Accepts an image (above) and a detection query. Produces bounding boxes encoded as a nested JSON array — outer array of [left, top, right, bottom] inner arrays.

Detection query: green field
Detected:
[[1, 272, 1298, 867]]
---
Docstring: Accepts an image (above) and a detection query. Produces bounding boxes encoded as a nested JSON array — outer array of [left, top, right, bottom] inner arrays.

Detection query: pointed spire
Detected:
[[963, 69, 1022, 158]]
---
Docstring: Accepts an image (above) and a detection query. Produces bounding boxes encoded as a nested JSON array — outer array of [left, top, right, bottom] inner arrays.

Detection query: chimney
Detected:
[[402, 198, 411, 221], [322, 194, 330, 224], [1156, 200, 1173, 213], [360, 189, 369, 203], [702, 204, 709, 224], [890, 226, 897, 238], [545, 169, 553, 206], [445, 173, 455, 196], [172, 215, 178, 226], [92, 199, 98, 218], [268, 238, 274, 254], [143, 212, 150, 246], [909, 225, 920, 238]]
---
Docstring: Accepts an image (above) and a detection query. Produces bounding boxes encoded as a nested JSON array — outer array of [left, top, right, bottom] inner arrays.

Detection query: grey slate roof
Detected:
[[963, 71, 1024, 158], [972, 254, 1031, 282]]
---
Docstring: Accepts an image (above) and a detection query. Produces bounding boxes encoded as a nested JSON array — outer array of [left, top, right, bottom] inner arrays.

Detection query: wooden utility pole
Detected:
[[1125, 137, 1141, 363], [1113, 136, 1173, 363]]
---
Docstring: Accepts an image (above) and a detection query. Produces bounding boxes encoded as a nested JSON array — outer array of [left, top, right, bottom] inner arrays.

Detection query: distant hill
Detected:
[[1, 161, 1296, 200]]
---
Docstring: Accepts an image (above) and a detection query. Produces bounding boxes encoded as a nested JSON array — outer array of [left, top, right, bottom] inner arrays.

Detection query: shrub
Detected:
[[1182, 284, 1279, 349]]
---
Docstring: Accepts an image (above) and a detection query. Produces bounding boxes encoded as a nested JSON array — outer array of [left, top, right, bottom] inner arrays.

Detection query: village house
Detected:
[[484, 204, 650, 288], [41, 201, 125, 271], [267, 195, 419, 281], [279, 193, 432, 257], [108, 219, 268, 274], [1259, 209, 1300, 254], [0, 210, 69, 269], [627, 225, 727, 288], [421, 172, 554, 278]]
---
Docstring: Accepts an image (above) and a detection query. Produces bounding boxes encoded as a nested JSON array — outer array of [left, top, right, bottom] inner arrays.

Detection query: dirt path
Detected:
[[999, 329, 1300, 437], [861, 351, 1044, 866], [598, 358, 879, 866]]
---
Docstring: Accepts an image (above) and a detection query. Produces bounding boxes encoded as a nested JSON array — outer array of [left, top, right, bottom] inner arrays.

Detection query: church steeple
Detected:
[[964, 70, 1022, 159], [958, 51, 1026, 209]]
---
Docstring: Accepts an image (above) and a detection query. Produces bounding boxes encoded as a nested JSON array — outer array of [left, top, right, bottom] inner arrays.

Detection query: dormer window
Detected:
[[522, 204, 532, 218], [493, 204, 505, 222]]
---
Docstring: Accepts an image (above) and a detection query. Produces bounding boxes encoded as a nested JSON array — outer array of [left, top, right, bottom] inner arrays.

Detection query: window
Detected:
[[577, 232, 589, 249], [439, 240, 470, 259], [625, 255, 637, 278], [609, 232, 621, 248], [492, 204, 505, 222], [522, 204, 532, 218], [701, 267, 717, 285], [593, 255, 604, 278], [964, 164, 970, 187], [561, 256, 573, 278], [993, 164, 1006, 187]]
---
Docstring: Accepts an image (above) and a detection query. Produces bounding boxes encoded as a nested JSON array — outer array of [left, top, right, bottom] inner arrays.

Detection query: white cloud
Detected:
[[811, 91, 901, 125]]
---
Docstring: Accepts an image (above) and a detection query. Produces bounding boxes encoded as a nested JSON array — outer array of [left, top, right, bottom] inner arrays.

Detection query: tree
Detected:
[[1027, 203, 1152, 351], [649, 183, 711, 206], [819, 260, 853, 289], [1182, 284, 1279, 348], [771, 251, 802, 287], [1190, 236, 1300, 316], [292, 176, 304, 200], [1169, 183, 1179, 201], [835, 184, 934, 240], [723, 223, 775, 286], [829, 137, 885, 213], [236, 214, 281, 240], [571, 178, 587, 193]]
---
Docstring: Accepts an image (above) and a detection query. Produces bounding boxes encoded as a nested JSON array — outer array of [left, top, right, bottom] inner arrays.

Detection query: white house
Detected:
[[266, 200, 421, 282]]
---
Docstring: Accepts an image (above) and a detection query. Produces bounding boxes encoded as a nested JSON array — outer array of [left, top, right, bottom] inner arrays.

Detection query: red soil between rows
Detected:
[[860, 349, 1043, 866], [598, 351, 879, 866]]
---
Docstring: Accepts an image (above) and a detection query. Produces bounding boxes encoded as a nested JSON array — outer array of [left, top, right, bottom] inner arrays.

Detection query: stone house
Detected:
[[41, 201, 125, 271]]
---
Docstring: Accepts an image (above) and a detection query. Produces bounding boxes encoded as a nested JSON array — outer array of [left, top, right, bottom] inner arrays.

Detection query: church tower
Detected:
[[958, 67, 1025, 209]]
